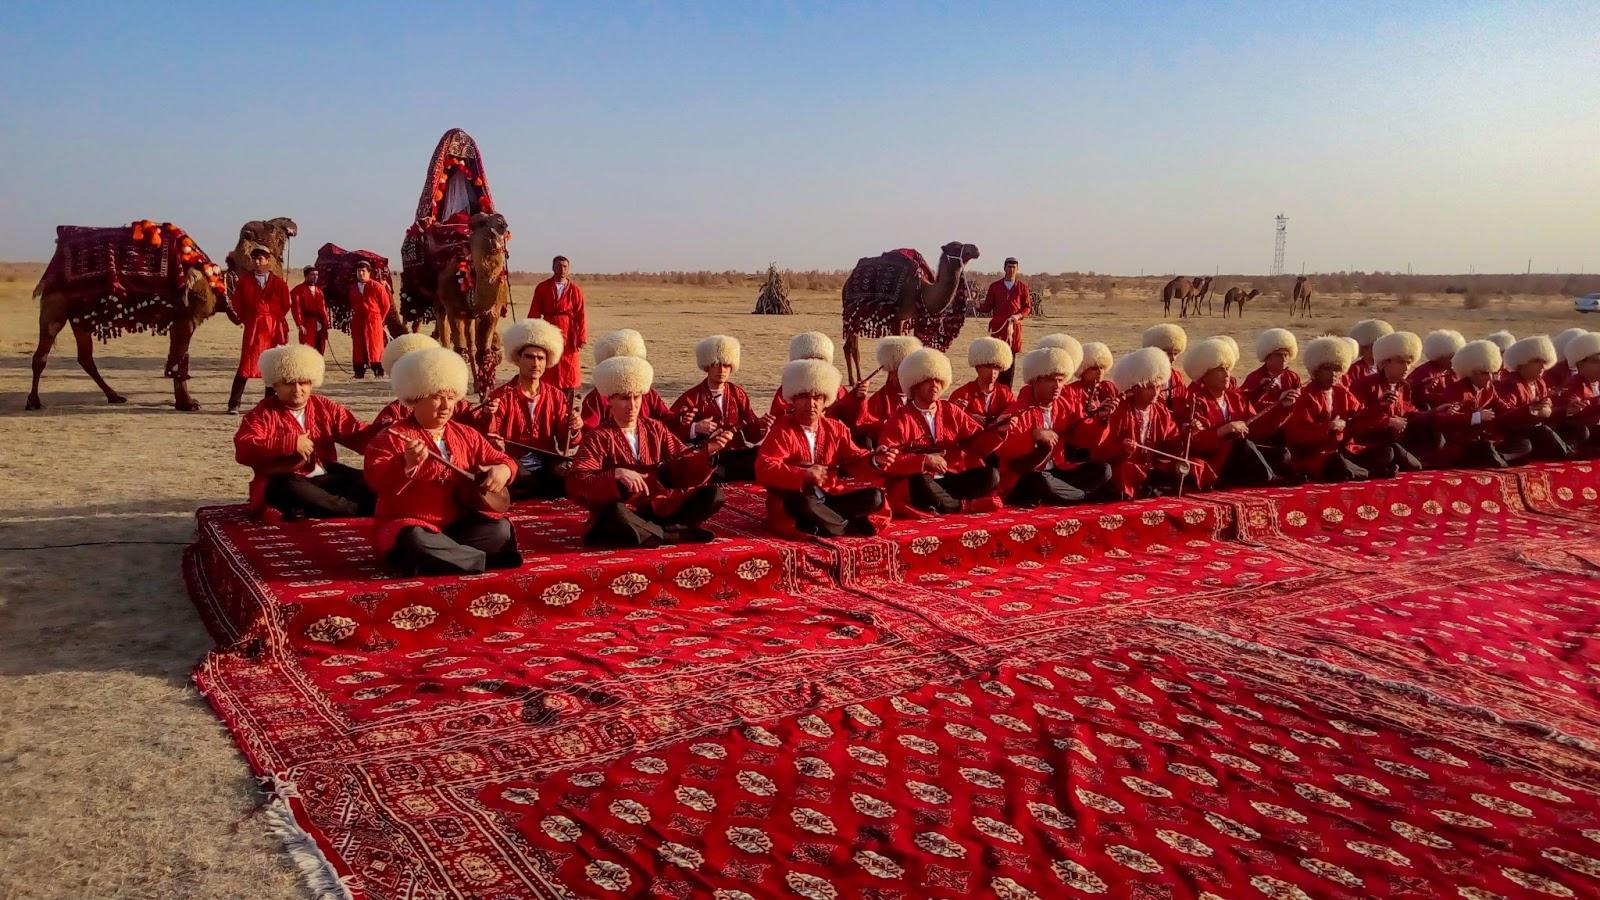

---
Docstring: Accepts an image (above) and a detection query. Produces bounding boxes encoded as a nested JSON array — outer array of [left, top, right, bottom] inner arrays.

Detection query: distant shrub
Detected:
[[1462, 292, 1488, 310]]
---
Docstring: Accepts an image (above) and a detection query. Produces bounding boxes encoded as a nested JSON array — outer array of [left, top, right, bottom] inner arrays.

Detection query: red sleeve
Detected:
[[880, 411, 932, 475], [567, 433, 623, 506], [234, 405, 297, 467], [362, 428, 416, 496], [1017, 283, 1033, 317], [1283, 395, 1332, 446], [1187, 405, 1225, 455], [668, 388, 701, 441], [1091, 411, 1129, 462], [996, 412, 1041, 463], [977, 283, 997, 314], [327, 399, 367, 451], [377, 282, 393, 320], [458, 423, 518, 475], [571, 285, 587, 347], [755, 426, 809, 492], [525, 281, 546, 320]]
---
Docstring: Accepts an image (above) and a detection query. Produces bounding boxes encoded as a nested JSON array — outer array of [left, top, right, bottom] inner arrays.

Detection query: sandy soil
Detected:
[[0, 273, 1586, 900]]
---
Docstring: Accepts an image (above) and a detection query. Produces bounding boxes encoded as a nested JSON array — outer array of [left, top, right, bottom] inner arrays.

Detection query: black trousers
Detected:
[[585, 484, 725, 548], [1318, 449, 1371, 482], [779, 487, 885, 537], [1006, 462, 1115, 507], [1352, 435, 1423, 479], [509, 463, 567, 500], [1458, 436, 1534, 469], [907, 465, 1001, 514], [264, 462, 375, 519], [713, 446, 758, 483], [1211, 439, 1278, 488], [1519, 424, 1574, 462], [388, 514, 520, 576], [353, 363, 385, 379]]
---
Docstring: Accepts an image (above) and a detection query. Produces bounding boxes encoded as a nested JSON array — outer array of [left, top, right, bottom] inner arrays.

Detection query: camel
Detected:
[[1291, 276, 1313, 317], [1187, 276, 1216, 317], [27, 226, 232, 411], [1222, 287, 1260, 318], [1161, 276, 1198, 318], [841, 241, 978, 385], [433, 212, 510, 395], [225, 217, 298, 276]]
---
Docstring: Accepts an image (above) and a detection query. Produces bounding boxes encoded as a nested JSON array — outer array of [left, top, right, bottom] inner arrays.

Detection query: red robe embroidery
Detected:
[[356, 398, 490, 452], [288, 283, 328, 349], [878, 400, 1006, 516], [994, 391, 1094, 498], [234, 394, 366, 519], [669, 380, 765, 447], [1544, 361, 1572, 392], [1347, 372, 1423, 445], [1182, 388, 1285, 486], [1493, 372, 1554, 435], [363, 417, 517, 555], [978, 279, 1032, 352], [1282, 384, 1365, 476], [949, 380, 1014, 427], [484, 379, 578, 455], [755, 416, 891, 537], [527, 278, 587, 390], [853, 379, 905, 445], [1405, 359, 1456, 410], [1429, 379, 1510, 466], [1556, 374, 1600, 428], [1091, 401, 1199, 499], [234, 272, 291, 378], [348, 281, 393, 367], [769, 386, 865, 427], [566, 419, 715, 520]]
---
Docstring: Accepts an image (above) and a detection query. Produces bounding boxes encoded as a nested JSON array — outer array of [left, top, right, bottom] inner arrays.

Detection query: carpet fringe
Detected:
[[261, 777, 355, 900]]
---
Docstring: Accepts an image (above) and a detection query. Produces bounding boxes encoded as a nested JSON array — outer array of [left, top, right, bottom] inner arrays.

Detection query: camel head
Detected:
[[470, 212, 510, 256], [940, 241, 980, 267], [1247, 289, 1261, 300], [228, 217, 298, 276]]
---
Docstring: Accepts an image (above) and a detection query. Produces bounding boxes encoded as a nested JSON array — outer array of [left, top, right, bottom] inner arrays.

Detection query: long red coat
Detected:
[[755, 415, 891, 536], [234, 272, 291, 378], [669, 380, 768, 448], [1162, 369, 1189, 413], [1091, 401, 1201, 499], [527, 278, 587, 390], [994, 391, 1094, 497], [878, 401, 1006, 516], [1556, 374, 1600, 428], [288, 284, 328, 350], [580, 387, 670, 428], [363, 417, 517, 555], [1544, 361, 1572, 392], [979, 279, 1032, 352], [1405, 359, 1456, 410], [1239, 365, 1302, 441], [1282, 385, 1365, 477], [1063, 380, 1119, 415], [1182, 387, 1286, 485], [484, 379, 578, 455], [949, 380, 1014, 427], [348, 281, 392, 367], [234, 394, 366, 518], [1348, 372, 1423, 445], [1429, 379, 1510, 466], [1494, 372, 1554, 435], [566, 419, 715, 520]]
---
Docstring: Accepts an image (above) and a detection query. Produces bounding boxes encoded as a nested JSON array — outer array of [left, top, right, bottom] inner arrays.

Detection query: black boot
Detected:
[[227, 375, 247, 414]]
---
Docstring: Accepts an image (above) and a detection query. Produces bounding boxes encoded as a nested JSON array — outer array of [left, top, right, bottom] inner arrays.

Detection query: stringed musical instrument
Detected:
[[423, 444, 512, 514]]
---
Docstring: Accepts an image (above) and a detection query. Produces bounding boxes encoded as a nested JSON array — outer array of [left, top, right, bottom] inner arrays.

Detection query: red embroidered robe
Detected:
[[234, 394, 366, 518], [234, 272, 290, 378], [1347, 372, 1424, 445], [949, 380, 1014, 427], [484, 379, 578, 455], [1091, 401, 1197, 499], [363, 417, 517, 555], [1429, 379, 1511, 466], [581, 387, 670, 428], [288, 283, 328, 348], [994, 392, 1094, 498], [669, 380, 767, 448], [978, 279, 1032, 352], [1494, 372, 1555, 436], [527, 278, 587, 389], [755, 415, 890, 537], [566, 419, 716, 521], [1405, 359, 1457, 410], [1282, 384, 1366, 476], [1183, 387, 1286, 486], [348, 281, 393, 367]]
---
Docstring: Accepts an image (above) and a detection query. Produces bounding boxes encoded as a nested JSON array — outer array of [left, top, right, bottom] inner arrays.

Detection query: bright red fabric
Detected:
[[948, 379, 1013, 426], [527, 278, 587, 390], [566, 418, 714, 519], [233, 394, 365, 517], [668, 380, 767, 447], [483, 378, 578, 455], [362, 416, 516, 554], [1406, 358, 1457, 409], [1283, 384, 1366, 476], [233, 272, 290, 378], [289, 283, 328, 349], [348, 281, 392, 367], [755, 414, 890, 536], [977, 278, 1031, 351]]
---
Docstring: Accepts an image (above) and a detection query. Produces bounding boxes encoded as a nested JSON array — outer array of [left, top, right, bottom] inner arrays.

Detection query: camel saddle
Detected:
[[399, 129, 498, 326], [842, 248, 969, 350], [34, 224, 216, 342], [314, 243, 394, 334]]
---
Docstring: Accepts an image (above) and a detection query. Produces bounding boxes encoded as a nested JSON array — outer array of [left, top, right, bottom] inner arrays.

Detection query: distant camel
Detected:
[[1222, 287, 1260, 317], [1291, 276, 1312, 317], [1160, 276, 1197, 318], [1189, 276, 1216, 317]]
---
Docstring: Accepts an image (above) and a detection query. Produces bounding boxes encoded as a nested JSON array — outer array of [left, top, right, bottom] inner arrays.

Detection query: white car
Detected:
[[1577, 292, 1600, 314]]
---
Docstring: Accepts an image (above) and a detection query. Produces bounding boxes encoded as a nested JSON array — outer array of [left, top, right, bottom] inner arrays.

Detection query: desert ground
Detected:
[[0, 269, 1588, 900]]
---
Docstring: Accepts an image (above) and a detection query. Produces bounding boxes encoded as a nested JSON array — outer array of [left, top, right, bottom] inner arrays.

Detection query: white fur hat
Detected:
[[1302, 335, 1356, 374], [1348, 319, 1394, 347], [781, 359, 843, 401], [1142, 323, 1188, 354], [1075, 342, 1113, 379], [899, 347, 953, 393], [1034, 332, 1083, 357], [593, 328, 647, 363], [593, 356, 654, 397], [1373, 331, 1422, 366], [1254, 328, 1298, 363], [1485, 330, 1516, 352], [392, 346, 469, 402], [1565, 332, 1600, 368], [1019, 347, 1076, 384], [1422, 329, 1466, 363], [1216, 335, 1240, 358], [501, 319, 564, 367], [261, 343, 324, 387], [1108, 347, 1173, 390], [1181, 337, 1239, 382], [381, 332, 440, 375], [968, 336, 1014, 371], [695, 334, 741, 370], [1554, 327, 1589, 358], [1452, 340, 1501, 378], [876, 335, 922, 373], [788, 331, 835, 364], [1341, 337, 1361, 362], [1504, 335, 1557, 370]]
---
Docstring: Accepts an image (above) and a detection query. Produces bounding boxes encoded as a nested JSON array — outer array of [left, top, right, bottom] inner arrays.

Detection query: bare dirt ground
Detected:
[[0, 271, 1587, 900]]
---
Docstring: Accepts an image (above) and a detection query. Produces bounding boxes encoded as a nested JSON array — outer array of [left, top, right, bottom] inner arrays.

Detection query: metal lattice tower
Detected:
[[1271, 214, 1288, 276]]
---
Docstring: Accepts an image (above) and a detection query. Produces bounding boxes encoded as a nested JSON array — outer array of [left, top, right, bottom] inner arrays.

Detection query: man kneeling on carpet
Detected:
[[484, 319, 583, 499], [670, 335, 774, 482], [234, 344, 375, 521], [363, 347, 522, 575], [756, 359, 897, 536], [878, 347, 1007, 516], [568, 356, 734, 547], [995, 346, 1113, 506]]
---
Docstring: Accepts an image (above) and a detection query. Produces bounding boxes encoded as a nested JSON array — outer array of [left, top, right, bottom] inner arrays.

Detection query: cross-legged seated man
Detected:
[[878, 347, 1007, 516]]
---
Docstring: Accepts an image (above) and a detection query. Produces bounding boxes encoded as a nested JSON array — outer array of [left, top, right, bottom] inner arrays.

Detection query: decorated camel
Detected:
[[1291, 276, 1313, 317], [27, 221, 233, 411], [226, 217, 298, 277], [434, 212, 511, 395], [840, 242, 978, 385], [1222, 286, 1260, 317]]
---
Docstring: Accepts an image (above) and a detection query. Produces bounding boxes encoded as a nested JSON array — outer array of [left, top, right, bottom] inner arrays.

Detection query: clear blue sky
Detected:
[[1, 1, 1595, 275]]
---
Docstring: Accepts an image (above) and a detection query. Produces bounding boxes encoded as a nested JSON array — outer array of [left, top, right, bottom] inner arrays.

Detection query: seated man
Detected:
[[579, 329, 671, 427], [1092, 347, 1206, 498], [756, 359, 896, 537], [1342, 319, 1394, 387], [1283, 336, 1372, 482], [1497, 335, 1573, 461], [1406, 329, 1465, 410], [1431, 340, 1530, 468], [670, 335, 773, 482], [234, 344, 373, 521], [996, 347, 1114, 506], [1142, 323, 1189, 410], [359, 332, 493, 448], [1064, 341, 1117, 411], [853, 336, 922, 446], [363, 347, 521, 575], [1545, 327, 1589, 391], [484, 319, 583, 499], [768, 331, 867, 424], [568, 356, 734, 547], [1015, 333, 1084, 406], [1557, 331, 1600, 453], [1180, 337, 1289, 488], [1347, 331, 1431, 477], [1240, 327, 1302, 450], [949, 336, 1014, 428], [879, 348, 1006, 516]]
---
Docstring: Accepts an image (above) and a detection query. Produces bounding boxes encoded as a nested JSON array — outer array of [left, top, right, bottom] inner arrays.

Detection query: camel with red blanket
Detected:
[[840, 242, 978, 385]]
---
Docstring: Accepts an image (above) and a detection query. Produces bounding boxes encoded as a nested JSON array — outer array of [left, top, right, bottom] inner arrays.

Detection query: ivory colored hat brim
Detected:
[[381, 332, 441, 375], [1020, 347, 1075, 383], [967, 336, 1013, 370], [1075, 342, 1112, 378], [1303, 335, 1356, 374], [1422, 329, 1466, 363], [788, 331, 834, 364], [1373, 331, 1422, 366], [875, 336, 923, 372], [1180, 337, 1238, 382], [695, 334, 741, 370], [781, 359, 843, 401], [1451, 340, 1502, 377], [593, 328, 647, 363], [1141, 323, 1187, 353], [501, 319, 565, 367], [392, 346, 469, 402], [1349, 319, 1394, 347], [1254, 328, 1297, 363], [261, 344, 325, 387], [1564, 332, 1600, 368], [1504, 335, 1556, 370], [898, 348, 953, 392], [593, 356, 654, 397], [1108, 346, 1172, 389]]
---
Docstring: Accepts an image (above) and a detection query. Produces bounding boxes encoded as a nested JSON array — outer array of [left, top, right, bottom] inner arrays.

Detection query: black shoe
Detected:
[[665, 524, 716, 544], [487, 549, 524, 570], [372, 364, 385, 378]]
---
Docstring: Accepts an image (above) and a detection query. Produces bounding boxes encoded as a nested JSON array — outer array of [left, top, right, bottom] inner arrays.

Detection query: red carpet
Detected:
[[187, 464, 1600, 899]]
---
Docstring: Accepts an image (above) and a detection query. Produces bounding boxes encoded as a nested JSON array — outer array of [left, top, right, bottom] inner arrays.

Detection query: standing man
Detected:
[[979, 257, 1032, 388], [349, 260, 393, 379], [528, 255, 587, 401], [290, 266, 329, 354], [228, 247, 292, 414]]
